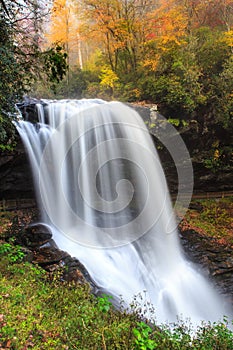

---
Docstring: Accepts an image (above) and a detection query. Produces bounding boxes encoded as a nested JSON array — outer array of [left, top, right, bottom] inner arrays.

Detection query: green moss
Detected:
[[184, 197, 233, 244]]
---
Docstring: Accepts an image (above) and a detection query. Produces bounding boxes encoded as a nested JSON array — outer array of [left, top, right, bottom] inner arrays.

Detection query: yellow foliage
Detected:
[[44, 0, 83, 67], [46, 1, 80, 45], [131, 88, 141, 99], [143, 56, 159, 71], [214, 149, 220, 160], [223, 30, 233, 48], [100, 67, 119, 89]]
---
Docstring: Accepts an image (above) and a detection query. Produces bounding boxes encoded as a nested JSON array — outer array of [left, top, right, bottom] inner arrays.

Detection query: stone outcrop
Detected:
[[0, 140, 34, 199], [11, 222, 99, 292], [179, 228, 233, 304]]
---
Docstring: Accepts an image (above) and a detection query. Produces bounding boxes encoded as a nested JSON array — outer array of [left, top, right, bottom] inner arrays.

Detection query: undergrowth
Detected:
[[0, 241, 233, 349], [182, 197, 233, 244]]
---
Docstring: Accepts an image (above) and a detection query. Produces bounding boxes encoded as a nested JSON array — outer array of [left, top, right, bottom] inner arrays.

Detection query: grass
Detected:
[[0, 252, 233, 349], [0, 200, 233, 349], [180, 197, 233, 245], [0, 255, 136, 349]]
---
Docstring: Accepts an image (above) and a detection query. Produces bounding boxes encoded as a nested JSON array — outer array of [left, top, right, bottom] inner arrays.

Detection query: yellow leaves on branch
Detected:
[[44, 0, 233, 72], [99, 67, 119, 89], [79, 0, 151, 54], [223, 30, 233, 48], [142, 55, 160, 71], [44, 0, 84, 67]]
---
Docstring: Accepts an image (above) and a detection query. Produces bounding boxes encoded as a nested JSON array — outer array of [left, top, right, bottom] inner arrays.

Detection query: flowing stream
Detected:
[[16, 99, 231, 325]]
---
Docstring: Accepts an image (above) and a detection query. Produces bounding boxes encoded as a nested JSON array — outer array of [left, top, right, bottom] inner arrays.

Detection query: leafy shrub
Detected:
[[0, 241, 25, 263], [133, 322, 158, 349]]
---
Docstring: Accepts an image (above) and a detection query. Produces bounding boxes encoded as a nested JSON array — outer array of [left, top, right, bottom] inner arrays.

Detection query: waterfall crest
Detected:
[[16, 99, 231, 325]]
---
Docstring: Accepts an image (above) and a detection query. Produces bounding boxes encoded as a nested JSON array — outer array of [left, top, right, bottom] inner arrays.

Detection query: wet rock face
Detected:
[[16, 98, 46, 123], [21, 224, 53, 247], [179, 228, 233, 304], [0, 98, 45, 200], [0, 141, 34, 200], [14, 223, 98, 292], [0, 101, 232, 199], [3, 207, 233, 306], [18, 223, 233, 308]]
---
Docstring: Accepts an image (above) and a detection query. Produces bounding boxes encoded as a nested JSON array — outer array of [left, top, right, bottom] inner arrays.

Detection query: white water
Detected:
[[16, 99, 231, 325]]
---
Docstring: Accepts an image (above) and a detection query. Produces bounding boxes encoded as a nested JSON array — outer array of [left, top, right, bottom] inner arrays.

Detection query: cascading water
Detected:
[[16, 99, 231, 325]]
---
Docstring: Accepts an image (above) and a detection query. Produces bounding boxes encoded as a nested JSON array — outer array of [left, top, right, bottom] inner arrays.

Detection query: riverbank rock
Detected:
[[32, 245, 98, 291], [22, 224, 53, 247], [179, 227, 233, 304], [11, 222, 99, 292]]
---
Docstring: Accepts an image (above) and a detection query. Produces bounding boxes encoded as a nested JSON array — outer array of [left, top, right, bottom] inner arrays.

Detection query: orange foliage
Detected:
[[45, 0, 233, 71], [45, 0, 81, 66], [46, 0, 70, 44], [146, 0, 188, 45], [78, 0, 154, 71]]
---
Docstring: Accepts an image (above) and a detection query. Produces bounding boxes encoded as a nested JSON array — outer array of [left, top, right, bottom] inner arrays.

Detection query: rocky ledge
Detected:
[[179, 227, 233, 305], [3, 209, 233, 307], [4, 221, 99, 294]]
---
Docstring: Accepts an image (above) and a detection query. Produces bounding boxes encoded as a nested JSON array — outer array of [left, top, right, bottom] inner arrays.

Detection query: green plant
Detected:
[[96, 293, 113, 313], [0, 242, 12, 254], [1, 206, 233, 349], [0, 241, 25, 262], [133, 322, 157, 350], [193, 318, 233, 350], [8, 245, 25, 263], [1, 251, 233, 349]]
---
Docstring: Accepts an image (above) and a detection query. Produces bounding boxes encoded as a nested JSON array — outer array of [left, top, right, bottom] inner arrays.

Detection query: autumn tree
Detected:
[[78, 0, 156, 76], [182, 0, 233, 30], [46, 0, 82, 69], [0, 0, 68, 147]]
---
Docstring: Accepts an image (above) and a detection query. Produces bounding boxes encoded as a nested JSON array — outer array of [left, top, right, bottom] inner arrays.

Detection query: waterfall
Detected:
[[16, 99, 231, 325]]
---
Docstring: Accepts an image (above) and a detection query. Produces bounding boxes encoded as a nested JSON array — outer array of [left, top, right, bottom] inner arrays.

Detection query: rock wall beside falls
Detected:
[[0, 138, 35, 200], [0, 100, 232, 200]]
